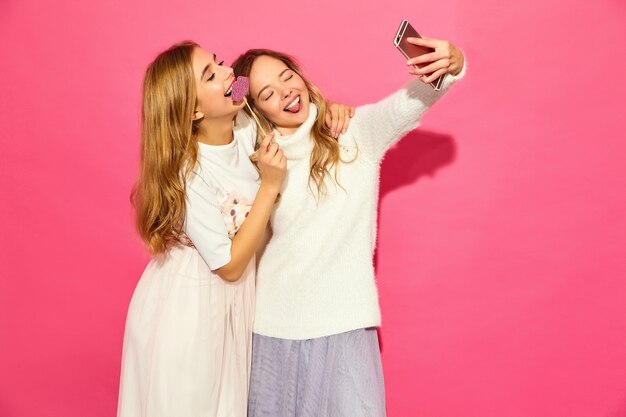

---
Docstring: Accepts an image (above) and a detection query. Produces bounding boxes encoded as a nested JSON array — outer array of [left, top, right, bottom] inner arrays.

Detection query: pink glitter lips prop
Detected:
[[232, 75, 269, 138], [231, 76, 249, 102]]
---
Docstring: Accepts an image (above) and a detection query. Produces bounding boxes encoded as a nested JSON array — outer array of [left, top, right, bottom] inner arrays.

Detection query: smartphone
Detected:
[[394, 20, 444, 91]]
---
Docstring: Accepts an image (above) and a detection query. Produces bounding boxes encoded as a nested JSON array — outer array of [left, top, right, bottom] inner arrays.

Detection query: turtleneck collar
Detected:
[[273, 103, 318, 161]]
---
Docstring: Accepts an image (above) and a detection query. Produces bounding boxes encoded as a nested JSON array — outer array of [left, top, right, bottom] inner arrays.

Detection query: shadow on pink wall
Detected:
[[374, 129, 457, 353], [380, 130, 457, 201]]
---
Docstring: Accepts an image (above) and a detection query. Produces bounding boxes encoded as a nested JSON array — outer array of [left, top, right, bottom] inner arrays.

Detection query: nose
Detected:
[[225, 67, 234, 80], [281, 87, 292, 100]]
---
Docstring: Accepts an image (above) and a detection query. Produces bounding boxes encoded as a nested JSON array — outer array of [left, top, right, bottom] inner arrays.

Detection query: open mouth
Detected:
[[284, 95, 301, 113], [224, 80, 235, 97]]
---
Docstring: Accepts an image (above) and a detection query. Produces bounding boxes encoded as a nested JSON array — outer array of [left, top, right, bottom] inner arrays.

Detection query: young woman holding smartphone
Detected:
[[232, 35, 466, 417]]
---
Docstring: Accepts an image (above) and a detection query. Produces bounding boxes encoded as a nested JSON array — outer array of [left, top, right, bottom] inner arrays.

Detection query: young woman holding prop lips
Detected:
[[232, 35, 466, 417], [116, 41, 352, 417]]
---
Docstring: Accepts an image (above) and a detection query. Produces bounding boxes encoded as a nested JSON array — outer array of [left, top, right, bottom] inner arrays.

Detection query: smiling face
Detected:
[[191, 47, 244, 121], [248, 55, 310, 135]]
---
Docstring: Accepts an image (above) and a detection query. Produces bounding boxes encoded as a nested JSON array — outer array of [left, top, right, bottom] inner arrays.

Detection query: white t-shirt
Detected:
[[184, 112, 259, 270]]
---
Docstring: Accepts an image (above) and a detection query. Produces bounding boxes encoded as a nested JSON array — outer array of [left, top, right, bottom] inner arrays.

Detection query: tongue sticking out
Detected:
[[231, 76, 249, 102], [286, 100, 301, 113]]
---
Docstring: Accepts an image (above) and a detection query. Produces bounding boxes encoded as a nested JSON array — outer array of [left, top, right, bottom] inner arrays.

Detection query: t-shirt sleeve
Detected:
[[349, 61, 467, 161], [184, 171, 232, 270]]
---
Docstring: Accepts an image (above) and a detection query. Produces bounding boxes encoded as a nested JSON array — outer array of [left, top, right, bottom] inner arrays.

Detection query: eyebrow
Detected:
[[200, 54, 218, 80], [256, 68, 291, 99]]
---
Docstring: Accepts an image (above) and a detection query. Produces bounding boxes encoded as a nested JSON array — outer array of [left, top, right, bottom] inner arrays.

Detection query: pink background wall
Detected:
[[1, 0, 625, 416]]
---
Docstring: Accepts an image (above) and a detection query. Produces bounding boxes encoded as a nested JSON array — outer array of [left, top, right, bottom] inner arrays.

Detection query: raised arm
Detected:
[[186, 133, 286, 282], [349, 38, 466, 161]]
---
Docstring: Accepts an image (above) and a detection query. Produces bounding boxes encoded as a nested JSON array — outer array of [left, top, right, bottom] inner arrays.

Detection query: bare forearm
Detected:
[[214, 184, 278, 281]]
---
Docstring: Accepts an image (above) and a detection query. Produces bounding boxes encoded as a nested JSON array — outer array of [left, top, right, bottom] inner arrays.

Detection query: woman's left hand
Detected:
[[325, 103, 355, 138], [405, 37, 465, 84]]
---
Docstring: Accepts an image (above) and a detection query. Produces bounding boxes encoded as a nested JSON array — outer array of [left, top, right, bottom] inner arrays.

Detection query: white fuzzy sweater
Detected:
[[254, 66, 466, 340]]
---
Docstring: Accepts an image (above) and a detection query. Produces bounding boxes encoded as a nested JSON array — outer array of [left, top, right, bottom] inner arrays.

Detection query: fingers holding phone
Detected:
[[394, 20, 464, 90], [405, 36, 465, 82]]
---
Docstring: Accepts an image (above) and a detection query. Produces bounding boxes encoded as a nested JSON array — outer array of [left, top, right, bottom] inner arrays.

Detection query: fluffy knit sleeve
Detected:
[[349, 62, 466, 162]]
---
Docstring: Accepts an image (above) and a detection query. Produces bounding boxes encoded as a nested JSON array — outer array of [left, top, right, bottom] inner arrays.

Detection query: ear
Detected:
[[192, 110, 204, 121]]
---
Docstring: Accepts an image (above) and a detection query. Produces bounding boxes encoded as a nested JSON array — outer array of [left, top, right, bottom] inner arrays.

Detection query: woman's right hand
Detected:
[[216, 132, 286, 282], [257, 133, 286, 193], [405, 37, 465, 84]]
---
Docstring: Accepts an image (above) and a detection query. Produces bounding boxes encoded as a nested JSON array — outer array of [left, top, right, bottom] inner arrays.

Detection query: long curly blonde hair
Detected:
[[131, 41, 202, 254], [232, 49, 355, 198]]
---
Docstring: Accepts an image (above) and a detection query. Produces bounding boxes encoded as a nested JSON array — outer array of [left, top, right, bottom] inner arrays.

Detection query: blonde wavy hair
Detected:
[[131, 41, 202, 254], [232, 49, 356, 198]]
